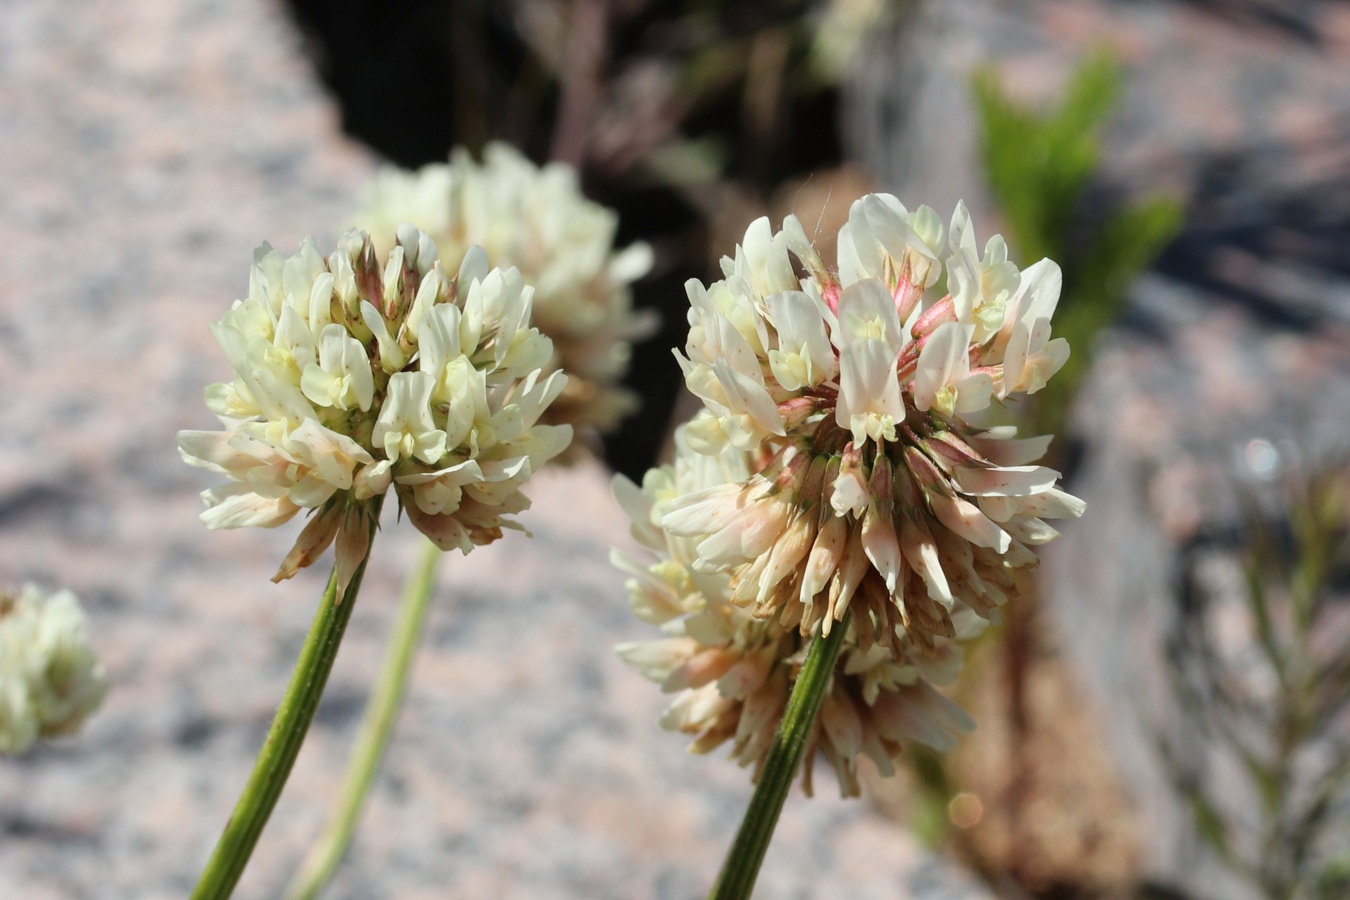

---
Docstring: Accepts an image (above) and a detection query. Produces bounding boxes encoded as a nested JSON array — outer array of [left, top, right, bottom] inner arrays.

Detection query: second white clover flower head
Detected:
[[179, 226, 573, 589], [0, 584, 107, 756], [355, 143, 658, 452], [666, 196, 1084, 652], [612, 421, 975, 797]]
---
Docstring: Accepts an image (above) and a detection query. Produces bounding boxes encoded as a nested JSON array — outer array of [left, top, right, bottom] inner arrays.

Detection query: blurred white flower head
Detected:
[[0, 584, 107, 756], [179, 227, 572, 591], [612, 421, 974, 797], [666, 196, 1084, 652], [356, 143, 657, 456]]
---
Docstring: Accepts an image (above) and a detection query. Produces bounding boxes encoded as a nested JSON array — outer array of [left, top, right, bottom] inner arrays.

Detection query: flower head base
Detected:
[[613, 424, 975, 797], [0, 584, 107, 755], [668, 197, 1084, 652], [356, 143, 657, 456], [179, 227, 572, 586]]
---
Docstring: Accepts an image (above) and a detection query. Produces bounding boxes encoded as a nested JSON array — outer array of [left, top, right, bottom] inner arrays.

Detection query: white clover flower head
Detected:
[[179, 227, 573, 591], [667, 195, 1083, 652], [356, 143, 657, 457], [0, 584, 107, 756], [612, 422, 974, 797]]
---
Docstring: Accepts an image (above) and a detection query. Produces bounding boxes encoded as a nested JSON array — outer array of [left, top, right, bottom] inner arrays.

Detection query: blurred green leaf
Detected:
[[1187, 789, 1236, 864], [1244, 556, 1291, 694], [972, 49, 1183, 436], [972, 50, 1121, 265], [1317, 853, 1350, 898], [905, 744, 956, 848]]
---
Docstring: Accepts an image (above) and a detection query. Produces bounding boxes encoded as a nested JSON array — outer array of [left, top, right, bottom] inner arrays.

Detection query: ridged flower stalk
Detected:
[[285, 537, 442, 900], [710, 611, 852, 900], [191, 496, 383, 900]]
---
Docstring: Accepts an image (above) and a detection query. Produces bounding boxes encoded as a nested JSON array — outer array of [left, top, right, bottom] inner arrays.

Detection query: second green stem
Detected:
[[285, 537, 443, 900]]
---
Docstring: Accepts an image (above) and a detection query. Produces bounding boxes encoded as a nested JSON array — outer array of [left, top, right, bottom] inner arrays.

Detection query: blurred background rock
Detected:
[[2, 0, 1348, 897]]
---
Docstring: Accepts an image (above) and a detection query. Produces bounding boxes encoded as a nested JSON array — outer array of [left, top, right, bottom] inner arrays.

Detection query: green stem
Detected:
[[709, 611, 852, 900], [191, 497, 383, 900], [285, 537, 443, 900]]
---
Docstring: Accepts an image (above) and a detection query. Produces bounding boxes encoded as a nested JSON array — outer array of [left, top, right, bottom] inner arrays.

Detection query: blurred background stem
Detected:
[[286, 537, 443, 900]]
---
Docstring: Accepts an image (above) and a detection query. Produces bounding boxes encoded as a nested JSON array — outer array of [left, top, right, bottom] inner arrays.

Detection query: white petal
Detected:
[[457, 244, 489, 290], [928, 491, 1011, 552], [837, 337, 902, 445], [968, 433, 1053, 467], [948, 199, 975, 255], [861, 502, 902, 594], [766, 291, 835, 387], [201, 486, 298, 529], [1020, 487, 1086, 519], [836, 279, 905, 354], [953, 465, 1058, 497], [912, 322, 974, 413]]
